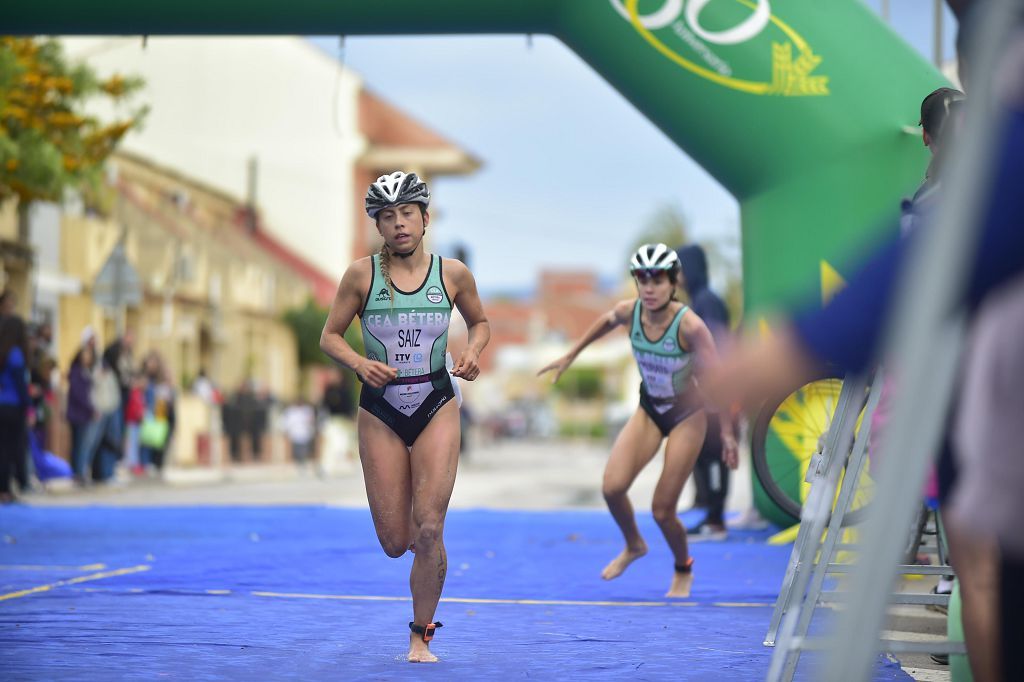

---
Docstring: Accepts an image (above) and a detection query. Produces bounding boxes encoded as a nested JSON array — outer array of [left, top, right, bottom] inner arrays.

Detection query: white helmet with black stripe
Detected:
[[364, 171, 431, 218], [630, 243, 680, 274]]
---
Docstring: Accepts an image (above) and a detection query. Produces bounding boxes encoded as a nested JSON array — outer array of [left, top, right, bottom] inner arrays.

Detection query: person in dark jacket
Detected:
[[67, 342, 99, 484], [0, 315, 31, 503], [677, 244, 734, 540]]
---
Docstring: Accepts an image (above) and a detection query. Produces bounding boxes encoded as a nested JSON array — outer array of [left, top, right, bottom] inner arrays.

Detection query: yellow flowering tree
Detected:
[[0, 37, 146, 239]]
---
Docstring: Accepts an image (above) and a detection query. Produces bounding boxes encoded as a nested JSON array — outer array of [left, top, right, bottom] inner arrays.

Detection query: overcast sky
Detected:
[[311, 1, 957, 296]]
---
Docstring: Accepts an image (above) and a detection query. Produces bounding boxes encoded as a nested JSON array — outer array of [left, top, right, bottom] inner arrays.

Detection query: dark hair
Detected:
[[142, 351, 168, 383], [920, 87, 965, 142], [71, 344, 96, 371], [0, 315, 28, 368]]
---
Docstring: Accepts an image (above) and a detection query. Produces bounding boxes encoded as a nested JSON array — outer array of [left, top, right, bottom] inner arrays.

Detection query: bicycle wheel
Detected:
[[751, 375, 875, 526]]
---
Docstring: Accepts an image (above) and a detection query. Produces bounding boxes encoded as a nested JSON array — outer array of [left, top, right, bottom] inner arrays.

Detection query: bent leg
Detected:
[[408, 400, 461, 662], [358, 409, 413, 558], [656, 411, 707, 597], [601, 409, 663, 580]]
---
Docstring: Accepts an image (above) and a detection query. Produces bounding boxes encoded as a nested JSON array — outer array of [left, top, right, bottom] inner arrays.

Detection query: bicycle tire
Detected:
[[751, 375, 873, 526]]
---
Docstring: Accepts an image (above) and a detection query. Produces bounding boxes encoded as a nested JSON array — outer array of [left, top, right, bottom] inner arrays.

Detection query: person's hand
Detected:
[[537, 355, 572, 384], [355, 358, 397, 389], [720, 429, 739, 470], [452, 349, 481, 381], [703, 326, 821, 414]]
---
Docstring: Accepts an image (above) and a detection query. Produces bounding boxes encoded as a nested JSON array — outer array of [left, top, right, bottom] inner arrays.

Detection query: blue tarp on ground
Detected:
[[0, 506, 910, 681]]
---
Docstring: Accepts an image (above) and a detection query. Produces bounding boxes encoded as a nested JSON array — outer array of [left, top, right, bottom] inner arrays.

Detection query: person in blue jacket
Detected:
[[0, 315, 30, 503]]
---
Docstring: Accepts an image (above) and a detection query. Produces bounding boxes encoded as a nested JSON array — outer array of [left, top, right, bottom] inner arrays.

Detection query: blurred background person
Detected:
[[138, 351, 176, 476], [123, 371, 146, 477], [0, 315, 31, 503], [90, 344, 123, 485], [282, 397, 318, 474], [318, 368, 356, 474], [677, 244, 734, 541], [66, 334, 98, 486]]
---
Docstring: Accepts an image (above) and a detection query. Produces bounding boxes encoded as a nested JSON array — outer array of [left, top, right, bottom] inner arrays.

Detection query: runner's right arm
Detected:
[[320, 258, 398, 389], [537, 299, 635, 384]]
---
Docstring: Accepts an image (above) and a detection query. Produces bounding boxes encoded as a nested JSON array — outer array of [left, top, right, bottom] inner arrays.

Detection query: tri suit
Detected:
[[359, 253, 455, 446], [629, 300, 702, 436]]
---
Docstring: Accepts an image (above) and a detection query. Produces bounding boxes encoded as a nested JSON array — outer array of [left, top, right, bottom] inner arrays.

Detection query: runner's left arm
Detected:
[[448, 260, 490, 382], [537, 299, 634, 384]]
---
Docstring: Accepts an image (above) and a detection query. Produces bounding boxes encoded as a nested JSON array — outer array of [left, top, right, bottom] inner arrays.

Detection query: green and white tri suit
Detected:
[[629, 300, 702, 435], [359, 253, 455, 446]]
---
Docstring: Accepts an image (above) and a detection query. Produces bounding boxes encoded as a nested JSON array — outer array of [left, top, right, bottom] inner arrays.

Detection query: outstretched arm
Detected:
[[538, 299, 634, 383], [448, 260, 490, 381], [680, 310, 739, 469], [319, 259, 397, 389]]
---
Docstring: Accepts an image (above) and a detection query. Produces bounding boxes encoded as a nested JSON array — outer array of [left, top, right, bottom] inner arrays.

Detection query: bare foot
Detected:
[[601, 542, 648, 580], [407, 634, 439, 663], [666, 570, 694, 598]]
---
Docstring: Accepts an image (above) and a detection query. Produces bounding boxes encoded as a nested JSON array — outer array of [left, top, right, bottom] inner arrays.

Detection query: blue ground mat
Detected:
[[0, 506, 910, 681]]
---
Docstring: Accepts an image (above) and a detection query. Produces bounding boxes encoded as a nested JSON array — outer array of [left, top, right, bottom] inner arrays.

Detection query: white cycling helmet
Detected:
[[364, 171, 431, 219], [630, 243, 680, 274]]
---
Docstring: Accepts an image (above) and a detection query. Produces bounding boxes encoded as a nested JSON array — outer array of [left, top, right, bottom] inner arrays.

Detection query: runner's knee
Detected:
[[413, 519, 442, 549], [652, 501, 679, 525], [603, 481, 629, 500], [380, 537, 409, 558]]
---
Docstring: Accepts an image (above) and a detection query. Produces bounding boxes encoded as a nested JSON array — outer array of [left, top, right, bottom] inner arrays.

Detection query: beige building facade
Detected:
[[56, 151, 313, 399]]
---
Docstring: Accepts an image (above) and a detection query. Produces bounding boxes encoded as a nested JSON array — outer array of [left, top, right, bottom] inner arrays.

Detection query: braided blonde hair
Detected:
[[378, 243, 395, 308]]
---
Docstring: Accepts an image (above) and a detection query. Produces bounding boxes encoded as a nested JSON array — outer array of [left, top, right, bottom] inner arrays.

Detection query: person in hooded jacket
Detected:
[[676, 244, 734, 540]]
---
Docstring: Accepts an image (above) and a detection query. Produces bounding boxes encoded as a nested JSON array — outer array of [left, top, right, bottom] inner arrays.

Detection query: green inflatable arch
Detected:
[[7, 0, 947, 524]]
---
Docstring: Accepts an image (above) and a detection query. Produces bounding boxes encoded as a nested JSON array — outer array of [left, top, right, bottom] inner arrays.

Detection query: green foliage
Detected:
[[282, 298, 330, 367], [0, 37, 147, 209], [282, 297, 363, 368], [558, 421, 608, 439], [552, 366, 604, 400], [630, 203, 691, 255]]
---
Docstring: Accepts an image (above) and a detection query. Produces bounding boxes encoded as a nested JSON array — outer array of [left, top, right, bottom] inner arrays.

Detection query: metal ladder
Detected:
[[764, 373, 963, 682]]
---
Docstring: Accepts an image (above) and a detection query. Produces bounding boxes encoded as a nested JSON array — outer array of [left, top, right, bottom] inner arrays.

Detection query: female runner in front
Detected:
[[538, 243, 737, 597], [320, 171, 489, 662]]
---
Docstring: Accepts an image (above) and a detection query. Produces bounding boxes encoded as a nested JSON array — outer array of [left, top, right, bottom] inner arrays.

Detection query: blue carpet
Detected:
[[0, 506, 910, 681]]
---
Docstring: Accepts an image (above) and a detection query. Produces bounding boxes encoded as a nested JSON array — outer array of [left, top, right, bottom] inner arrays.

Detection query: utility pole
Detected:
[[113, 226, 126, 336], [246, 155, 259, 232], [934, 0, 944, 67]]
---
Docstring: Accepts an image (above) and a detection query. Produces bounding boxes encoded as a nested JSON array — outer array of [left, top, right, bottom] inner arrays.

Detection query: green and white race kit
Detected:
[[359, 253, 455, 446], [629, 300, 702, 436]]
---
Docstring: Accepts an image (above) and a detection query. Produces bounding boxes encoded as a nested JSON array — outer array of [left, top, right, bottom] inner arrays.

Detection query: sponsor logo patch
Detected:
[[398, 384, 421, 404], [426, 286, 444, 304], [374, 287, 391, 302]]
